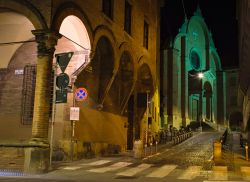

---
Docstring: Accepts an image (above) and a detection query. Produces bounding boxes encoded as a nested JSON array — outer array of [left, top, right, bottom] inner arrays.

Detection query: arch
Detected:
[[54, 15, 92, 78], [51, 2, 93, 45], [0, 0, 47, 29], [76, 35, 115, 112], [93, 25, 119, 71], [0, 12, 35, 68], [137, 63, 154, 94], [119, 51, 135, 113], [204, 81, 213, 121], [119, 41, 137, 80]]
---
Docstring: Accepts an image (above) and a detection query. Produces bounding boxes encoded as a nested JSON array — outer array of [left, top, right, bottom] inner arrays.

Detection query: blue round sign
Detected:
[[75, 88, 88, 101]]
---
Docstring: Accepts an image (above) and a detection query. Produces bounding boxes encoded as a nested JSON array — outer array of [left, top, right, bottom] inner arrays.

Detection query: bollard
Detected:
[[150, 143, 153, 155], [246, 143, 248, 161], [155, 141, 158, 153], [144, 144, 147, 157]]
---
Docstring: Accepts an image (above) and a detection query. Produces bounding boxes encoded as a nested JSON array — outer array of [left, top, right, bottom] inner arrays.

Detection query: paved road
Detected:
[[0, 132, 250, 182], [144, 132, 221, 168]]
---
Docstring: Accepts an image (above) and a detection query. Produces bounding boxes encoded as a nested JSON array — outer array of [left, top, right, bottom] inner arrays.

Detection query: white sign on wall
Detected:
[[70, 107, 80, 121], [14, 69, 24, 75]]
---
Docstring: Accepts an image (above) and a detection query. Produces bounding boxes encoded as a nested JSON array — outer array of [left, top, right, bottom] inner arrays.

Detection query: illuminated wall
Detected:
[[161, 8, 224, 129]]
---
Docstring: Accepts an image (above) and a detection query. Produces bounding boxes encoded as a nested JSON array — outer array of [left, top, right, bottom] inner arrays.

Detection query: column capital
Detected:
[[32, 29, 61, 56]]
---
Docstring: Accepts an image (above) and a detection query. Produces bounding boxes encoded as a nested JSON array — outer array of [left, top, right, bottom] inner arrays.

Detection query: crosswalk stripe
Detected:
[[208, 166, 228, 181], [178, 166, 201, 180], [146, 164, 177, 178], [87, 162, 132, 173], [240, 166, 250, 181], [116, 163, 152, 177], [62, 166, 82, 170], [80, 160, 111, 166]]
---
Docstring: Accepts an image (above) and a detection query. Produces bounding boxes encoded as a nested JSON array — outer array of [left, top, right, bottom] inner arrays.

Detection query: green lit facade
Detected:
[[161, 9, 225, 129]]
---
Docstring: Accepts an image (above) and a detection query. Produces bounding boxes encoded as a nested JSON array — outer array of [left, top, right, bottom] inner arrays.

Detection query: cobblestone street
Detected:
[[144, 132, 222, 169]]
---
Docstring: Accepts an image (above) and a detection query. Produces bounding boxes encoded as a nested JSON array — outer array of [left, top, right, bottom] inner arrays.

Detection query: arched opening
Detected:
[[133, 64, 154, 146], [55, 15, 91, 76], [108, 51, 134, 115], [53, 15, 91, 146], [188, 70, 202, 122], [76, 36, 114, 108], [204, 81, 212, 121], [0, 11, 36, 140]]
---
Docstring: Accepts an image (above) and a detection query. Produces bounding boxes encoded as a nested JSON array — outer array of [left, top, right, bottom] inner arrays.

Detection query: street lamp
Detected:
[[198, 72, 204, 132], [197, 72, 204, 79]]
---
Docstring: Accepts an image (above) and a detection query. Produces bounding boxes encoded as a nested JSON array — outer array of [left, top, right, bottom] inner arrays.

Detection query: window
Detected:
[[143, 20, 149, 49], [21, 65, 36, 125], [102, 0, 113, 19], [124, 0, 132, 34], [190, 51, 201, 70]]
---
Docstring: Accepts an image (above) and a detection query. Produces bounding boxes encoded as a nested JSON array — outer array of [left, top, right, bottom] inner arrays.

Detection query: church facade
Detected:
[[161, 9, 226, 129]]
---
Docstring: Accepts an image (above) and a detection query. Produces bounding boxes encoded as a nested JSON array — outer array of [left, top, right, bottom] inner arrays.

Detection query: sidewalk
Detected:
[[217, 131, 250, 172], [231, 132, 250, 167]]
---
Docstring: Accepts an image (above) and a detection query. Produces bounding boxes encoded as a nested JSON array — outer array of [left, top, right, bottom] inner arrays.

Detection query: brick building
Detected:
[[0, 0, 161, 173]]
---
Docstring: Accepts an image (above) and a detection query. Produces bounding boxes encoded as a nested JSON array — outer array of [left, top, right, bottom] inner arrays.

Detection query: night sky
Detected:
[[161, 0, 238, 68]]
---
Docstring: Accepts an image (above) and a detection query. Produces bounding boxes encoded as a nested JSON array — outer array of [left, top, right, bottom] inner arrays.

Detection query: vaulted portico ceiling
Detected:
[[0, 11, 34, 68]]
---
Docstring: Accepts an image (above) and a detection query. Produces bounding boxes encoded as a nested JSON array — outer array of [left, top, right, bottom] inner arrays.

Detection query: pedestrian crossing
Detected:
[[146, 164, 177, 178], [60, 159, 250, 181], [87, 162, 132, 173]]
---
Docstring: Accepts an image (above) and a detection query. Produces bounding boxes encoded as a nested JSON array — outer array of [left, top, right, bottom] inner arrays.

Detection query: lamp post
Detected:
[[198, 72, 204, 132]]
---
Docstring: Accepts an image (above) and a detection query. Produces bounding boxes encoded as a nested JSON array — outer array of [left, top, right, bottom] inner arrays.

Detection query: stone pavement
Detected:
[[227, 132, 250, 168]]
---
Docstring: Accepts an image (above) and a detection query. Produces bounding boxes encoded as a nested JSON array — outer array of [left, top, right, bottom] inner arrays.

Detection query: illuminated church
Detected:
[[161, 7, 238, 129]]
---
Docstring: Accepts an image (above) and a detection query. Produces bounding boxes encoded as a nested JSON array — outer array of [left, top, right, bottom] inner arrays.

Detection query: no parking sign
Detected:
[[75, 87, 88, 101]]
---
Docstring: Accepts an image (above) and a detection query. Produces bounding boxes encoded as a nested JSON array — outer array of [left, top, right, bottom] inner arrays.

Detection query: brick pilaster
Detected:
[[30, 29, 60, 144]]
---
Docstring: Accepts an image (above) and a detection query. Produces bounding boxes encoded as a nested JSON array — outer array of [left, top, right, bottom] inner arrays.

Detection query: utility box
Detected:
[[133, 140, 143, 158]]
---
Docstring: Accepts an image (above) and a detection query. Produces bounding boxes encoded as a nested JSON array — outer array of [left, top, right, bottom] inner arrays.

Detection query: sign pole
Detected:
[[71, 76, 77, 161], [49, 63, 57, 167], [145, 90, 149, 146]]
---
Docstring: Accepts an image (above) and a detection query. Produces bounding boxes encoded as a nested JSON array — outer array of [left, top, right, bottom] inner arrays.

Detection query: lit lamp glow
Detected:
[[198, 72, 204, 79]]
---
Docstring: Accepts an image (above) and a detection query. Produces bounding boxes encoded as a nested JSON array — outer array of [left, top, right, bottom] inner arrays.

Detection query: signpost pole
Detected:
[[49, 63, 57, 167], [71, 76, 76, 161], [145, 90, 149, 146]]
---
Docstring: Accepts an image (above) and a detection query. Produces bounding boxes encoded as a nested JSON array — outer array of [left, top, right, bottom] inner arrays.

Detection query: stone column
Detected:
[[24, 30, 60, 173], [181, 36, 187, 126]]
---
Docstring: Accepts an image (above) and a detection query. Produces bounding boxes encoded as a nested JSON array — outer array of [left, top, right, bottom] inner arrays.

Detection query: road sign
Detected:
[[56, 89, 67, 103], [75, 87, 88, 101], [70, 107, 80, 121], [56, 73, 69, 88], [55, 52, 74, 73]]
